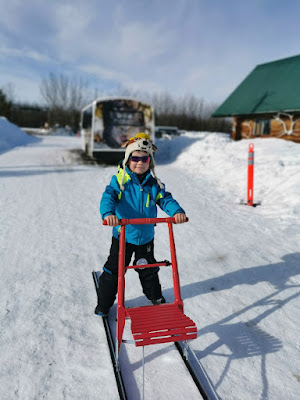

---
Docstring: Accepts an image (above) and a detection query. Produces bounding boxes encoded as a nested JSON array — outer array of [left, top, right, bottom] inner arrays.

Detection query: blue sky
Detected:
[[1, 0, 300, 105]]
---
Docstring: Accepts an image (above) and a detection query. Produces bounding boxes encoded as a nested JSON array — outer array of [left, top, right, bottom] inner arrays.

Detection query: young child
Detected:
[[95, 132, 187, 316]]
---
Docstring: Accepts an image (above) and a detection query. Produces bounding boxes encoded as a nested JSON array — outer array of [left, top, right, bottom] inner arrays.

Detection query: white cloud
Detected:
[[80, 64, 163, 95], [0, 46, 51, 63], [1, 1, 300, 104], [116, 21, 175, 64], [51, 3, 176, 71], [80, 64, 129, 82], [52, 4, 94, 62]]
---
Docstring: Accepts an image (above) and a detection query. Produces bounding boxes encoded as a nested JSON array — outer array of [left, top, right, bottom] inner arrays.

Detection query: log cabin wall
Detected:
[[232, 115, 300, 143]]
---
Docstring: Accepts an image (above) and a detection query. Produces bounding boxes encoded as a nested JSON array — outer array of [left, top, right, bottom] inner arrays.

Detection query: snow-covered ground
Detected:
[[0, 121, 299, 400]]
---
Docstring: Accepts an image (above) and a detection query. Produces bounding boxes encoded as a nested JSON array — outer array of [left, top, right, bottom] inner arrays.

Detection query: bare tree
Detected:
[[40, 73, 93, 130], [109, 85, 231, 133]]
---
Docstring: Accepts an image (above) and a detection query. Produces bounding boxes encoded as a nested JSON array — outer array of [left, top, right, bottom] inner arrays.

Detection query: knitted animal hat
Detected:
[[120, 132, 164, 190]]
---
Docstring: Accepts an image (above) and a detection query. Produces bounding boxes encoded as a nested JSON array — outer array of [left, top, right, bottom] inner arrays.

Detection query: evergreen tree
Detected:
[[0, 89, 12, 118]]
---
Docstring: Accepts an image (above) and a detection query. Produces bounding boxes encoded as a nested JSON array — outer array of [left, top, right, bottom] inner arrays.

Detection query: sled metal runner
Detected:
[[92, 271, 127, 400]]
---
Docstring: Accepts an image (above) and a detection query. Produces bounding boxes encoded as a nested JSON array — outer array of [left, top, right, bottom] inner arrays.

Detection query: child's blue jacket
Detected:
[[100, 165, 185, 245]]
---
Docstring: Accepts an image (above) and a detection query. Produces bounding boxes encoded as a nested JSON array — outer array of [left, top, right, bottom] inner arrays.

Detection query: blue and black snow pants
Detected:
[[97, 237, 163, 313]]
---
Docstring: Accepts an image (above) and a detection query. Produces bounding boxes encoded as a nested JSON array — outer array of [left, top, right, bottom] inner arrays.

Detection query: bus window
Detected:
[[82, 107, 93, 129]]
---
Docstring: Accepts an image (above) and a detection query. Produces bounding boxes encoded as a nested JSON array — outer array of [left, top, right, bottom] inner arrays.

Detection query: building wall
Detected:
[[232, 115, 300, 143]]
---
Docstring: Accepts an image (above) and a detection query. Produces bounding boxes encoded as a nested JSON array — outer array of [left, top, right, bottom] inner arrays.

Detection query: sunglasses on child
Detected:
[[130, 155, 151, 163]]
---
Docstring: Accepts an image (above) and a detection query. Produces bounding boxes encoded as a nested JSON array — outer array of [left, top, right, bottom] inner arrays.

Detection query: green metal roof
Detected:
[[213, 55, 300, 117]]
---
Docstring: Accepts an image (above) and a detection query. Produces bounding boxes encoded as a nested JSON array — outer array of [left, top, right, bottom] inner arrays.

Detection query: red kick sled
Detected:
[[103, 217, 197, 365]]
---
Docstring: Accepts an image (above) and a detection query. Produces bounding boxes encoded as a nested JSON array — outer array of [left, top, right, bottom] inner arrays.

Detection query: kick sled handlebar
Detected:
[[103, 217, 188, 225]]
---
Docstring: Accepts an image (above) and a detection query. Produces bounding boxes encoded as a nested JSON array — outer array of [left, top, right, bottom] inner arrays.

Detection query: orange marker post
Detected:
[[247, 143, 254, 206]]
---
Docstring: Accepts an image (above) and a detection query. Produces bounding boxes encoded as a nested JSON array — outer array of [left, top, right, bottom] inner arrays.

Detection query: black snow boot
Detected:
[[151, 296, 166, 305], [94, 304, 109, 317]]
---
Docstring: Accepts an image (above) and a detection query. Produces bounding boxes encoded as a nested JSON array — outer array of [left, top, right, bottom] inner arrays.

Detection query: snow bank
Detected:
[[0, 117, 40, 154], [156, 132, 300, 224]]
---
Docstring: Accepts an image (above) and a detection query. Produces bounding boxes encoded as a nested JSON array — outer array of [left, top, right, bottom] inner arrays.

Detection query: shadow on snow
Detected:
[[123, 252, 300, 399], [0, 165, 89, 178]]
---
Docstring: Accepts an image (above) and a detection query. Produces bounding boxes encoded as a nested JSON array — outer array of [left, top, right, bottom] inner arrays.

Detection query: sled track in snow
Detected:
[[102, 314, 220, 400], [92, 271, 220, 400]]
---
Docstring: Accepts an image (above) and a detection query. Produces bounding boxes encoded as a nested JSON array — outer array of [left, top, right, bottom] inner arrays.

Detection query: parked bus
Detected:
[[80, 97, 155, 162]]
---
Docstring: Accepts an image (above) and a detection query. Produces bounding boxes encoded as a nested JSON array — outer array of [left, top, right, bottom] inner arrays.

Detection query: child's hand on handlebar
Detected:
[[104, 215, 120, 226], [174, 213, 188, 224]]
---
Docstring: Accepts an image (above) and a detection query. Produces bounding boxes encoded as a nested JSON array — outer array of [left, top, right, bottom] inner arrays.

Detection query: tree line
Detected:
[[0, 73, 231, 133]]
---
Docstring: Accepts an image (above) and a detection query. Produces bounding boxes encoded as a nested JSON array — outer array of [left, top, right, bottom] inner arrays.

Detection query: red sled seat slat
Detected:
[[126, 304, 197, 346], [130, 312, 191, 326], [135, 331, 198, 347], [133, 326, 197, 340]]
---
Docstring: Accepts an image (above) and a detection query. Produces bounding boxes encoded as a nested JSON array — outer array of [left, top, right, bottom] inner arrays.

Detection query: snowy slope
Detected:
[[0, 128, 299, 400], [0, 117, 40, 153]]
